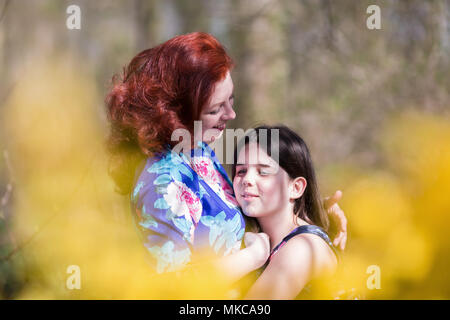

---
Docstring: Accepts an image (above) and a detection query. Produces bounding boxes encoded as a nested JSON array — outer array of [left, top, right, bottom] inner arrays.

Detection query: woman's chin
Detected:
[[204, 131, 223, 144], [214, 129, 224, 140]]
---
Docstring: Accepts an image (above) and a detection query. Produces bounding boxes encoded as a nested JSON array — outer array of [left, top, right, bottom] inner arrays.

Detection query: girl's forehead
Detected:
[[236, 142, 277, 166]]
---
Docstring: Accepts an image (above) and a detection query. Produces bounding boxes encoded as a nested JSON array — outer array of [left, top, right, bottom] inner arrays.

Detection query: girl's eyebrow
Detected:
[[235, 163, 272, 167]]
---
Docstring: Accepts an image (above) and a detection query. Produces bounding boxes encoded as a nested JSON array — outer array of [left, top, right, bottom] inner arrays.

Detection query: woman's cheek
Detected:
[[232, 179, 239, 193]]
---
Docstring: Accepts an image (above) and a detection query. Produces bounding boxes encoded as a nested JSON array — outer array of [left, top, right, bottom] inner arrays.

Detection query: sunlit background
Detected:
[[0, 0, 449, 299]]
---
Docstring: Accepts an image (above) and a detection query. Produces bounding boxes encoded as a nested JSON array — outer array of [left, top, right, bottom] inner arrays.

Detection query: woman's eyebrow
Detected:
[[210, 92, 234, 108], [209, 102, 222, 109]]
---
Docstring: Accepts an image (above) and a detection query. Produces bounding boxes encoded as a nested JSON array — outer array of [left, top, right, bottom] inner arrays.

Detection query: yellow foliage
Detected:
[[2, 55, 449, 299], [343, 173, 412, 239], [330, 111, 450, 299]]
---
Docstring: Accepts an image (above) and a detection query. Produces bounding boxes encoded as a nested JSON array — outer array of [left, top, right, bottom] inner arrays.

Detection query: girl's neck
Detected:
[[257, 208, 309, 251]]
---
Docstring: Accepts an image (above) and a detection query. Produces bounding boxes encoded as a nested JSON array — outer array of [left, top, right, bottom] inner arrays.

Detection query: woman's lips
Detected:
[[213, 124, 226, 131]]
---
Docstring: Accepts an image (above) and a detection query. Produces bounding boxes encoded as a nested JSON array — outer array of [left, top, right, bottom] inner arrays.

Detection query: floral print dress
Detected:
[[130, 141, 246, 273]]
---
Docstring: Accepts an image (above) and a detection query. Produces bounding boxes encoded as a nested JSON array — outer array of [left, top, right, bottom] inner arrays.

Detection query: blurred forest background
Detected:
[[0, 0, 449, 299]]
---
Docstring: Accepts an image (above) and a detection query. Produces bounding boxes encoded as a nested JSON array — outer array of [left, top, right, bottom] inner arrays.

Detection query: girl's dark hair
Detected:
[[232, 125, 329, 231], [105, 32, 234, 194]]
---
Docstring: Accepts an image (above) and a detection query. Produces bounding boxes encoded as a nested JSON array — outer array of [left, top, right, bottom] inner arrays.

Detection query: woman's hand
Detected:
[[215, 231, 270, 282], [244, 232, 271, 268], [324, 190, 347, 251]]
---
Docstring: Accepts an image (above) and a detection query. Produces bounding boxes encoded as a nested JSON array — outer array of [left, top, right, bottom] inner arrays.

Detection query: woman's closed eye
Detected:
[[209, 106, 222, 115], [210, 95, 233, 114]]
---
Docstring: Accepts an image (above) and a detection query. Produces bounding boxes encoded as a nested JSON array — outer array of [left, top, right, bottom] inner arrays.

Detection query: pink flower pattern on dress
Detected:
[[191, 157, 220, 186], [216, 172, 239, 207], [165, 181, 202, 225], [191, 156, 239, 208]]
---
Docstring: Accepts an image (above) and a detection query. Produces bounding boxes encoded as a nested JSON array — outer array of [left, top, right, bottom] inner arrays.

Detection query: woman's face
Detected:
[[198, 71, 236, 144], [233, 142, 292, 218]]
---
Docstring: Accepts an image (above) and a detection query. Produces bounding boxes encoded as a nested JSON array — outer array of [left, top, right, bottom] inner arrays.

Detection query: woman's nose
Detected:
[[223, 103, 236, 121]]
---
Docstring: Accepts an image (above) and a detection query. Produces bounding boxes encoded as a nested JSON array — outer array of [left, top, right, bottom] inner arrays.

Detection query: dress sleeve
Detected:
[[130, 153, 203, 273]]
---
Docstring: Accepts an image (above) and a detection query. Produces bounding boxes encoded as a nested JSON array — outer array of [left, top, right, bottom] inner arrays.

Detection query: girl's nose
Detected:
[[242, 172, 255, 187]]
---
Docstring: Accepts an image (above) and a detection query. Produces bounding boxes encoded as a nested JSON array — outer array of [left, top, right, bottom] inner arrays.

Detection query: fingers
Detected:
[[257, 233, 271, 256], [258, 232, 270, 246], [324, 190, 343, 209], [332, 229, 348, 251], [244, 232, 256, 239], [338, 209, 347, 233], [244, 232, 270, 248], [243, 232, 257, 247], [332, 207, 347, 250], [331, 203, 347, 234], [333, 231, 344, 250], [258, 232, 269, 240], [340, 231, 347, 251], [333, 232, 342, 247]]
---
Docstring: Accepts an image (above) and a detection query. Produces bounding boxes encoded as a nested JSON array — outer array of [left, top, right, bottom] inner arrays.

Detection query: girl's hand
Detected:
[[324, 190, 347, 251], [244, 232, 270, 268]]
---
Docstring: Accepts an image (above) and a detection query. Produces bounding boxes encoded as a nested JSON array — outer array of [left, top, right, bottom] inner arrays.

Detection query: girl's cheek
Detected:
[[259, 180, 276, 197], [232, 179, 240, 192]]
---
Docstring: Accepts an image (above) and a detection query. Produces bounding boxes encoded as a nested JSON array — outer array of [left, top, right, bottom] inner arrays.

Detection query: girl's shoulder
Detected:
[[270, 226, 338, 277]]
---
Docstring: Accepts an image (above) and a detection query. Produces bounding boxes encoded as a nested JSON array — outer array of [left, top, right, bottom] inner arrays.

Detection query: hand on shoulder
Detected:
[[244, 232, 270, 268]]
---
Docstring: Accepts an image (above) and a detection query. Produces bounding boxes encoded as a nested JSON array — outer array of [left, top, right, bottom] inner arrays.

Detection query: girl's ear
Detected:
[[290, 177, 307, 200]]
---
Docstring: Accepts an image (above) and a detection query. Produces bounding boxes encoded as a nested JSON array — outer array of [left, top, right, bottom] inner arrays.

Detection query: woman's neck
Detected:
[[172, 139, 203, 157], [257, 206, 309, 251]]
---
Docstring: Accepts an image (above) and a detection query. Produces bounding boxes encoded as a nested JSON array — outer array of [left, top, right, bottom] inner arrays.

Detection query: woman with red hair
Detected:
[[105, 32, 347, 280]]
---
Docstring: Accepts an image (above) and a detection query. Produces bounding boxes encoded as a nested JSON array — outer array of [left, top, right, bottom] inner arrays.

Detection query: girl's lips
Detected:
[[241, 192, 259, 200]]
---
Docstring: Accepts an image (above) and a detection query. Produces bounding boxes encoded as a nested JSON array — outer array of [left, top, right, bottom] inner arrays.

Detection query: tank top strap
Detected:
[[268, 225, 339, 262]]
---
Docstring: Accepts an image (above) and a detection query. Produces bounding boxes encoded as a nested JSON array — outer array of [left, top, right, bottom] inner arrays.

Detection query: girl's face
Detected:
[[198, 71, 236, 144], [233, 142, 292, 218]]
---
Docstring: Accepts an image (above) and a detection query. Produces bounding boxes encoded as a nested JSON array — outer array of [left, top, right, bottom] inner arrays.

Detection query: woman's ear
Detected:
[[290, 177, 307, 200]]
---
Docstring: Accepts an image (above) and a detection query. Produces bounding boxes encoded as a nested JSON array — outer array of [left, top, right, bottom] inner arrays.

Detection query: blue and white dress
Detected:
[[130, 141, 246, 273]]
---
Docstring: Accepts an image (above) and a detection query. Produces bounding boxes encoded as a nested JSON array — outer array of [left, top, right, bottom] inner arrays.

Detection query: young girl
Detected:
[[232, 125, 338, 299]]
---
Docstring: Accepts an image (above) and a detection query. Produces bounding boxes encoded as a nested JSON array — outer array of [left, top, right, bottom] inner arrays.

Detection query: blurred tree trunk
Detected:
[[173, 0, 210, 33], [439, 0, 450, 56], [134, 0, 157, 51], [228, 0, 288, 128], [1, 0, 16, 106]]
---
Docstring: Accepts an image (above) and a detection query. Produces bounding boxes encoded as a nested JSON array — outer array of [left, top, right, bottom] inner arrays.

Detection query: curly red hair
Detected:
[[105, 32, 234, 194]]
